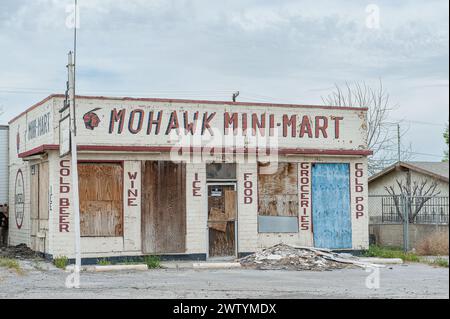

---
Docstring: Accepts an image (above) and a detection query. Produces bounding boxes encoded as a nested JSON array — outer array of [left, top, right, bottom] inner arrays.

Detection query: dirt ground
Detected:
[[0, 260, 448, 299]]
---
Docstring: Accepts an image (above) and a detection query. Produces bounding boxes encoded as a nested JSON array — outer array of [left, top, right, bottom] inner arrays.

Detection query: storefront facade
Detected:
[[8, 95, 371, 260]]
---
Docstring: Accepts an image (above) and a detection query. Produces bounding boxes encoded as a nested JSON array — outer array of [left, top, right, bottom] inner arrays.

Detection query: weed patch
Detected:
[[53, 256, 69, 269], [0, 257, 24, 274], [145, 255, 161, 269], [364, 245, 420, 262]]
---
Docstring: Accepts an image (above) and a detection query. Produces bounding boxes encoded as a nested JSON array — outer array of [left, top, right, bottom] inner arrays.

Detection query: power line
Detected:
[[392, 118, 447, 127]]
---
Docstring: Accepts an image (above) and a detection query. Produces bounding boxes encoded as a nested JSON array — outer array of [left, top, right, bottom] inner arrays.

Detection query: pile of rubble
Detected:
[[240, 244, 371, 271], [0, 244, 42, 260]]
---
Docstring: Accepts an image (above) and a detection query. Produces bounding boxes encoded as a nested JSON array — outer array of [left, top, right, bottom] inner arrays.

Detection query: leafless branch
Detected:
[[322, 80, 412, 174], [385, 179, 442, 222]]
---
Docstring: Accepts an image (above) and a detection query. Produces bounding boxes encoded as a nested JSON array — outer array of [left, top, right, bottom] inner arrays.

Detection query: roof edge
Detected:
[[8, 94, 60, 125], [8, 93, 370, 125], [369, 161, 449, 184]]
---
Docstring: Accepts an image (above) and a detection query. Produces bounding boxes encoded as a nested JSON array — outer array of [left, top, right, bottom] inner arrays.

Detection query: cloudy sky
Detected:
[[0, 0, 448, 161]]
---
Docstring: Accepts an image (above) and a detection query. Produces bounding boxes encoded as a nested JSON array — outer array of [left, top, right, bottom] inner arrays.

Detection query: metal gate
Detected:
[[312, 163, 352, 249]]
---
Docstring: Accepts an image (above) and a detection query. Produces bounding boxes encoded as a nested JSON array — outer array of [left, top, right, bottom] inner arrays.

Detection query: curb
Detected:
[[160, 262, 242, 270], [193, 262, 242, 269], [66, 264, 148, 272], [358, 257, 403, 265]]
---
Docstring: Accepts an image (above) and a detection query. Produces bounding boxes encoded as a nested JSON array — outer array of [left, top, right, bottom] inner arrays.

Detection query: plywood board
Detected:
[[39, 161, 49, 220], [141, 161, 186, 254], [79, 163, 123, 237], [208, 207, 227, 232], [30, 164, 39, 220], [224, 190, 237, 220], [258, 163, 299, 217], [208, 221, 235, 257]]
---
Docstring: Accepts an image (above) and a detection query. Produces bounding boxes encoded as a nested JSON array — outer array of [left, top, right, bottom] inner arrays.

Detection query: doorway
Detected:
[[311, 163, 352, 249], [30, 162, 49, 252], [207, 183, 237, 258], [141, 161, 186, 254]]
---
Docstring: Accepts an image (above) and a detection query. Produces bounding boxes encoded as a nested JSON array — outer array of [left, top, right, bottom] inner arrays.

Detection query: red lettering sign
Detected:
[[243, 173, 253, 204], [299, 163, 311, 231], [192, 173, 201, 197], [127, 171, 138, 207], [354, 163, 365, 219], [106, 110, 345, 139], [59, 160, 71, 232]]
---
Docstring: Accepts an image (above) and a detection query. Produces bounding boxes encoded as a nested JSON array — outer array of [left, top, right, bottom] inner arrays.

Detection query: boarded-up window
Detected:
[[258, 162, 299, 216], [79, 163, 123, 237], [258, 162, 299, 233]]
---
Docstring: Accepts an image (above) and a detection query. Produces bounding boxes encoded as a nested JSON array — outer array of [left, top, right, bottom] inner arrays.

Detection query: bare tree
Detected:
[[385, 179, 441, 223], [322, 80, 412, 174]]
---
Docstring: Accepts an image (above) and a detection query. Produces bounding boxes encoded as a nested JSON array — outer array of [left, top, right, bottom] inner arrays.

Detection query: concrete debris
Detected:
[[239, 244, 383, 271]]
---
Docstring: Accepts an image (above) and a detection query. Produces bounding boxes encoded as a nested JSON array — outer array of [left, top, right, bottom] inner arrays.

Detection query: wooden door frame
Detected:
[[206, 182, 238, 259]]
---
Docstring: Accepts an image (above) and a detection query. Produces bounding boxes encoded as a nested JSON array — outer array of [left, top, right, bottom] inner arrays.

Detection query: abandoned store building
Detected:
[[8, 95, 371, 261]]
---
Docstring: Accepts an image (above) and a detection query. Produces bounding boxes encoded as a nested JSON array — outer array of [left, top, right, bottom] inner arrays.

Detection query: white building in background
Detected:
[[8, 94, 371, 263], [369, 161, 449, 197]]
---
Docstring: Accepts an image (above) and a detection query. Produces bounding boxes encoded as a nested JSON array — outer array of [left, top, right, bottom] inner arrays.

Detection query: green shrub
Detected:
[[430, 258, 449, 268], [53, 256, 69, 269], [97, 258, 112, 266], [144, 255, 161, 269], [364, 245, 420, 262]]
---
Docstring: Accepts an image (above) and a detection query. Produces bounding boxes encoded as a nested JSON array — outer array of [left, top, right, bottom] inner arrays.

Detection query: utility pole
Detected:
[[68, 51, 81, 287], [397, 123, 401, 162], [71, 0, 81, 287], [65, 0, 81, 289]]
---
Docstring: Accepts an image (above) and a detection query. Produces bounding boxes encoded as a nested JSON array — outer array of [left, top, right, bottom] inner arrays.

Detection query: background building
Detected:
[[368, 161, 449, 249], [0, 125, 8, 205], [0, 125, 8, 246]]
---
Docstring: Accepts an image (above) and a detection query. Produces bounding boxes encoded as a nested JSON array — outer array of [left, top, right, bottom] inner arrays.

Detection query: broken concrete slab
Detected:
[[240, 244, 384, 271]]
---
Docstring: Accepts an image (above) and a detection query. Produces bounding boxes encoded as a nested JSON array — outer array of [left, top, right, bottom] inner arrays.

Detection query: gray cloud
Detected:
[[0, 0, 448, 159]]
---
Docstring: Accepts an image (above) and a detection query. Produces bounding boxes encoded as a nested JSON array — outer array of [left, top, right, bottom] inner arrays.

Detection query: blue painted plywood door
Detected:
[[312, 163, 352, 249]]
